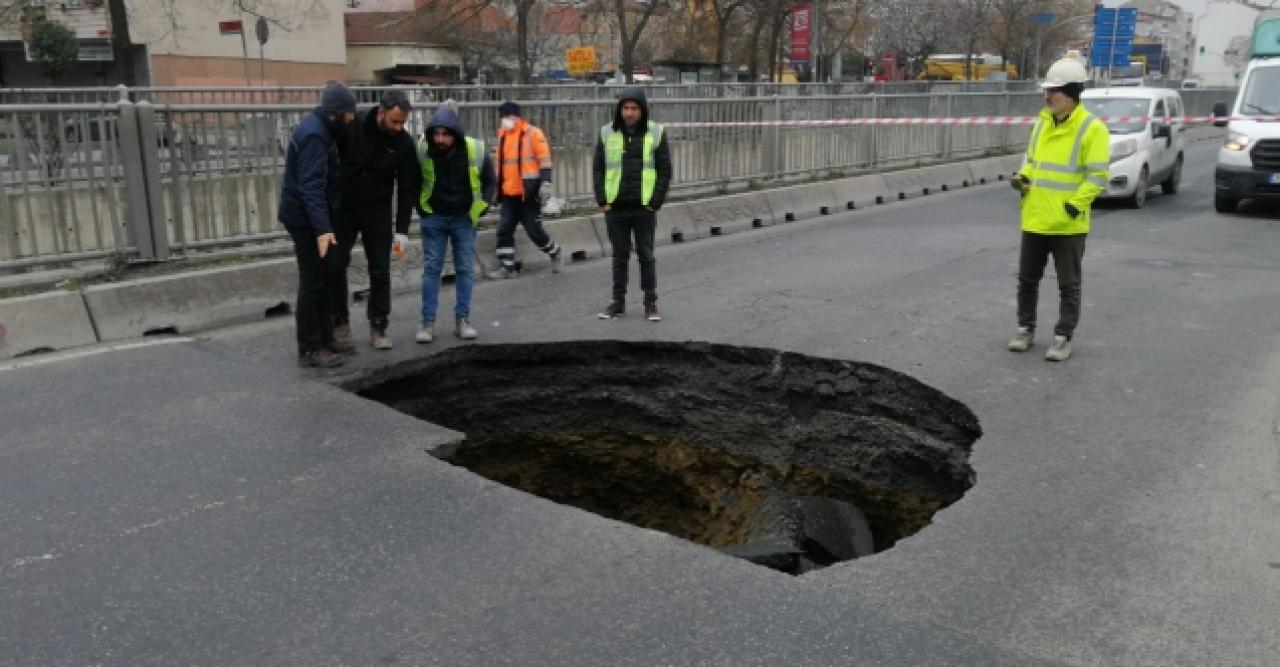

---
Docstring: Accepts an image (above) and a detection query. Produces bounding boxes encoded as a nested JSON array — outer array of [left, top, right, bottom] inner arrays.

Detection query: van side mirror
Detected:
[[1212, 102, 1229, 127], [1154, 124, 1171, 139]]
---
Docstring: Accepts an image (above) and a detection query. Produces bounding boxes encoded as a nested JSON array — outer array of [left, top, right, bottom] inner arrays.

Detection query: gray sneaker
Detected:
[[415, 320, 434, 344], [455, 316, 477, 340], [1008, 327, 1033, 352], [550, 248, 563, 273], [1045, 335, 1072, 362], [488, 265, 518, 280], [370, 327, 394, 350]]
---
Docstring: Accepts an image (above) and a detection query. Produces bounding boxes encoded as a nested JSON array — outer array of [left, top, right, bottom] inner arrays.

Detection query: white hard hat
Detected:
[[1040, 58, 1089, 89]]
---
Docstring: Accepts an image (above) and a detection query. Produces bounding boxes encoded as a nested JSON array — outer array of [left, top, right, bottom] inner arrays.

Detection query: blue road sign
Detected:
[[1091, 7, 1136, 67]]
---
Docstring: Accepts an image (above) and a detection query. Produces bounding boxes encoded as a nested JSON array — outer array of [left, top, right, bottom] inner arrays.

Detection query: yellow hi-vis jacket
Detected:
[[1017, 105, 1111, 235]]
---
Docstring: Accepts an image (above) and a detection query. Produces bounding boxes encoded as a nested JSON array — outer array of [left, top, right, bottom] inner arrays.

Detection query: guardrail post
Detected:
[[868, 94, 879, 168], [761, 96, 781, 180], [943, 93, 954, 159], [118, 101, 170, 261]]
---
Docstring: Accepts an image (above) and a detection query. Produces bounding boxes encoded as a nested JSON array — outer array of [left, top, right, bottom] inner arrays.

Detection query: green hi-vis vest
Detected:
[[420, 136, 486, 225], [601, 121, 664, 206]]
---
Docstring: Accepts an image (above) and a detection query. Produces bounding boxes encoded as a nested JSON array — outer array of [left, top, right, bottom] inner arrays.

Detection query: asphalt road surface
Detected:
[[3, 139, 1278, 665]]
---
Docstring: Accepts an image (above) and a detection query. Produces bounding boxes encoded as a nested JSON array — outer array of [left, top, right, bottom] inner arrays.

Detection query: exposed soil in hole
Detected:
[[353, 341, 979, 573]]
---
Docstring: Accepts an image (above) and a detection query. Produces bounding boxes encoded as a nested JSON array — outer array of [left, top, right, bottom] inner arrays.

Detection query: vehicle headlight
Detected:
[[1225, 133, 1251, 151], [1110, 139, 1138, 163]]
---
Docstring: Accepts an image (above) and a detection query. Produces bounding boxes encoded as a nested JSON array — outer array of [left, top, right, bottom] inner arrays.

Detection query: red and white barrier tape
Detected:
[[664, 115, 1279, 128]]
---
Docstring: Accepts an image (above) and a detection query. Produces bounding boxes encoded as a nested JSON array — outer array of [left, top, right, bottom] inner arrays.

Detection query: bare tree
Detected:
[[709, 0, 747, 81], [989, 0, 1036, 75], [868, 0, 953, 79], [947, 0, 992, 80], [596, 0, 668, 83]]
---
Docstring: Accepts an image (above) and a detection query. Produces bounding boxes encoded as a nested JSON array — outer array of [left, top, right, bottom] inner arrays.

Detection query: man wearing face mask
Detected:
[[278, 81, 358, 368], [1008, 57, 1109, 362], [490, 101, 561, 279], [329, 90, 421, 351]]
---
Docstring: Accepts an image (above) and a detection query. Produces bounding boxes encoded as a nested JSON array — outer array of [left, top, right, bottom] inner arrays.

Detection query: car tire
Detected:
[[1128, 166, 1149, 209], [1161, 155, 1182, 195], [1214, 194, 1239, 214]]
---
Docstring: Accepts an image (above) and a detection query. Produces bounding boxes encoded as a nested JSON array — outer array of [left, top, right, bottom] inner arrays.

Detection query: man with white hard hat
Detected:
[[1007, 57, 1110, 362]]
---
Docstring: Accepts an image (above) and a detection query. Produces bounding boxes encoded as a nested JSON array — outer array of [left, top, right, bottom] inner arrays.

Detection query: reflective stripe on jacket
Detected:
[[1017, 105, 1111, 235], [420, 136, 487, 225], [601, 121, 664, 206], [497, 119, 551, 198]]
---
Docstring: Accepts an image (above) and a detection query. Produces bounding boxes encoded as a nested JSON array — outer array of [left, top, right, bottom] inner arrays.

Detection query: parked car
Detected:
[[1081, 87, 1185, 208]]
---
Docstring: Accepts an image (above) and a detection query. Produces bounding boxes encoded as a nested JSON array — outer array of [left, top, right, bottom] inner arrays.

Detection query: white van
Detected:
[[1212, 10, 1280, 214], [1081, 87, 1186, 208]]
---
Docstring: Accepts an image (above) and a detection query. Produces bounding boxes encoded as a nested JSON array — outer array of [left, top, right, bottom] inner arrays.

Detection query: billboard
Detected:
[[790, 5, 812, 65]]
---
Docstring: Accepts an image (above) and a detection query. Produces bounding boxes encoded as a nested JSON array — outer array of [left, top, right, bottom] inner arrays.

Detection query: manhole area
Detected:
[[355, 340, 980, 575]]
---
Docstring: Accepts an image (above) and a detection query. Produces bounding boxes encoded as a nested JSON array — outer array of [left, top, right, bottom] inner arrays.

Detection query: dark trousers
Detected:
[[328, 202, 393, 329], [496, 195, 557, 269], [605, 207, 657, 304], [288, 227, 335, 356], [1017, 231, 1087, 339]]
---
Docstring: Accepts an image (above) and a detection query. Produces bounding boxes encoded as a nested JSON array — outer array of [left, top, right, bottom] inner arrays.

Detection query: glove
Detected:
[[539, 180, 552, 202], [1064, 203, 1080, 219], [392, 233, 409, 260], [1010, 174, 1029, 194]]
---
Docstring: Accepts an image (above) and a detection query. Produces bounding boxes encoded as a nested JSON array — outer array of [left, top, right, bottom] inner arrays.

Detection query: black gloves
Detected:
[[1064, 202, 1080, 219]]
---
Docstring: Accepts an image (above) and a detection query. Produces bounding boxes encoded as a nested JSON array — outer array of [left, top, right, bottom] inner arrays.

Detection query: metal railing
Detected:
[[4, 86, 1229, 272]]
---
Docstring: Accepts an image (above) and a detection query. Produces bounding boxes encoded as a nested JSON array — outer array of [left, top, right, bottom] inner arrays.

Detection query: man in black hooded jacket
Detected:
[[329, 90, 420, 351], [592, 88, 672, 322]]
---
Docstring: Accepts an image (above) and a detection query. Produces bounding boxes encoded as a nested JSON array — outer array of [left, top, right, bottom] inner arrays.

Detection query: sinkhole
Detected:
[[355, 340, 980, 575]]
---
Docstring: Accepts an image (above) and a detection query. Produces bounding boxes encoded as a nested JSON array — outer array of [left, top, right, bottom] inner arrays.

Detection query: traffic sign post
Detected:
[[1090, 7, 1137, 80]]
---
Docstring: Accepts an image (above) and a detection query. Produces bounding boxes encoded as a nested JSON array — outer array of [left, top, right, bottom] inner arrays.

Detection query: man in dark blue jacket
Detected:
[[278, 81, 358, 368]]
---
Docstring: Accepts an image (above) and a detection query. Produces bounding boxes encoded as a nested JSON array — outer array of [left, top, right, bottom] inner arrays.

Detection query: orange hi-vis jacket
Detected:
[[497, 118, 552, 199]]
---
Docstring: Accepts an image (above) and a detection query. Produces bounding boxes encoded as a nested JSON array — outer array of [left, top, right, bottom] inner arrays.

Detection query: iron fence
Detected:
[[7, 86, 1220, 272]]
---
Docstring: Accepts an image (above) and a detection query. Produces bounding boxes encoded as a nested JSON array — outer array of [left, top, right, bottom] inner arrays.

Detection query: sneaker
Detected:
[[1007, 327, 1033, 352], [327, 338, 356, 355], [550, 248, 563, 273], [332, 321, 352, 345], [488, 265, 518, 280], [370, 327, 393, 350], [645, 303, 661, 322], [598, 301, 624, 319], [455, 316, 477, 340], [298, 349, 344, 368], [415, 321, 434, 344], [1045, 335, 1072, 362]]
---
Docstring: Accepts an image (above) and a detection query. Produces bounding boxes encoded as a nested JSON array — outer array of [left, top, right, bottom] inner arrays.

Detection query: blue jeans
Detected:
[[420, 214, 477, 324]]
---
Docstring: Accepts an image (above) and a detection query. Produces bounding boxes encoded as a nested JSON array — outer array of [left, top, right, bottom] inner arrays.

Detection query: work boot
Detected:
[[550, 248, 563, 273], [298, 349, 344, 368], [327, 338, 356, 355], [488, 265, 518, 280], [332, 320, 352, 345], [1045, 335, 1072, 362], [415, 320, 434, 344], [370, 326, 393, 350], [455, 316, 477, 340], [1007, 326, 1033, 352], [645, 303, 661, 322], [598, 301, 624, 319]]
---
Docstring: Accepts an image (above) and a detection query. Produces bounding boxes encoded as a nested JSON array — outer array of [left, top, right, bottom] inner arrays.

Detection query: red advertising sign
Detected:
[[790, 5, 812, 64], [218, 20, 244, 36]]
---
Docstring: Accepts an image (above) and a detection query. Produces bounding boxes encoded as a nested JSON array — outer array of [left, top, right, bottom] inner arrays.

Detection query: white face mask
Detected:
[[500, 118, 516, 131]]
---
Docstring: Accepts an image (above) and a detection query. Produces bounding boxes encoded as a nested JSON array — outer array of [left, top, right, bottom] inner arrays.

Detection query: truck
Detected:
[[1212, 9, 1280, 213]]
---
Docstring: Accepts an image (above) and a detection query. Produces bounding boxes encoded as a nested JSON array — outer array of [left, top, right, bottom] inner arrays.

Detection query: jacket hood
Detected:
[[427, 105, 466, 138], [613, 87, 649, 130]]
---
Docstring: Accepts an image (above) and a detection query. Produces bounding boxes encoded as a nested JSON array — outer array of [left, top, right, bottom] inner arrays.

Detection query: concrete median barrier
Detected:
[[0, 291, 97, 358], [475, 215, 604, 275], [684, 192, 775, 237], [829, 174, 890, 210], [83, 259, 298, 342], [764, 183, 838, 222], [967, 157, 1013, 184]]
